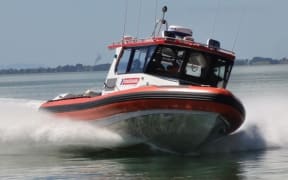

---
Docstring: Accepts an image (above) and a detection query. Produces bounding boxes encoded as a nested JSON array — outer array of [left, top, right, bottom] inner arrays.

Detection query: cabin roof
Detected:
[[108, 37, 235, 60]]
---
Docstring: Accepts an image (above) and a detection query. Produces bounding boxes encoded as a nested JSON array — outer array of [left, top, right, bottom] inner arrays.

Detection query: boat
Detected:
[[40, 6, 245, 154]]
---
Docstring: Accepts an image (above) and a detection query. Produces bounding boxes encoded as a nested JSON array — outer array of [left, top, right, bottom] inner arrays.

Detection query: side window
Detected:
[[117, 49, 132, 74], [209, 59, 227, 87], [129, 48, 146, 73], [144, 46, 157, 70]]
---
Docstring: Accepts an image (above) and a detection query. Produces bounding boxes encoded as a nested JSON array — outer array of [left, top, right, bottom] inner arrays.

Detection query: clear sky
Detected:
[[0, 0, 287, 67]]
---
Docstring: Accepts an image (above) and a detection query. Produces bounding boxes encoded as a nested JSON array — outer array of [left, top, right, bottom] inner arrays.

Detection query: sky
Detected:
[[0, 0, 288, 68]]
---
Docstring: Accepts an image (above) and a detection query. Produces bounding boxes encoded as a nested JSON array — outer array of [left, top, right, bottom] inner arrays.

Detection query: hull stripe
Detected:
[[41, 91, 245, 116]]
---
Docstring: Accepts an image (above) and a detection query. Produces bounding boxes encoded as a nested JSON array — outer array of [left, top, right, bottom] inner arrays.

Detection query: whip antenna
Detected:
[[136, 0, 142, 38], [211, 0, 221, 38], [122, 0, 129, 41], [232, 7, 246, 51], [154, 0, 158, 26]]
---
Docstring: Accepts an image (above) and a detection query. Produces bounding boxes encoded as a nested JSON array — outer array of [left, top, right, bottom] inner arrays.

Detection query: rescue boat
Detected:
[[40, 6, 245, 153]]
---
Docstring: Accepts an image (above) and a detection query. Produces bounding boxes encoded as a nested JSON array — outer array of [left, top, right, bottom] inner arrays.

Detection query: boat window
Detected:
[[146, 46, 185, 76], [143, 44, 234, 88], [116, 46, 156, 74], [185, 53, 207, 78], [129, 47, 150, 73], [182, 53, 233, 88], [207, 59, 232, 88], [116, 48, 132, 74], [145, 46, 157, 69]]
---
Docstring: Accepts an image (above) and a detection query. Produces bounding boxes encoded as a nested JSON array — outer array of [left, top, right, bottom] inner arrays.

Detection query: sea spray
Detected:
[[201, 94, 288, 153], [0, 100, 126, 151]]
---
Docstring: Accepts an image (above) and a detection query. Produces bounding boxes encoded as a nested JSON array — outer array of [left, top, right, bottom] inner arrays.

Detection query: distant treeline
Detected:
[[235, 57, 288, 65], [0, 63, 110, 75]]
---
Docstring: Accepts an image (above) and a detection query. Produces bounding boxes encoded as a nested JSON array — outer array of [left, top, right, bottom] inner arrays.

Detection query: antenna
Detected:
[[136, 0, 142, 38], [152, 6, 168, 37], [122, 0, 129, 41], [232, 6, 246, 51], [211, 0, 221, 38], [154, 0, 158, 26]]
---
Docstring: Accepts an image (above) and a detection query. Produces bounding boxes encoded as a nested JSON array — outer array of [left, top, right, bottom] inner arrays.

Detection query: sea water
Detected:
[[1, 66, 288, 179]]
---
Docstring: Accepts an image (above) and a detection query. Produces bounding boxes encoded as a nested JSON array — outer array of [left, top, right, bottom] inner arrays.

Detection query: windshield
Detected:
[[145, 45, 234, 88]]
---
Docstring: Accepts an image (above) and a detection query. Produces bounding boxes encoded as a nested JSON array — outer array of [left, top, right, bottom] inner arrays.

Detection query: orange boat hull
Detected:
[[40, 86, 245, 153]]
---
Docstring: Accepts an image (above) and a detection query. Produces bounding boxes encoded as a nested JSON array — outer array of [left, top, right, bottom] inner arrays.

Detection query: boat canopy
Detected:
[[114, 44, 234, 88]]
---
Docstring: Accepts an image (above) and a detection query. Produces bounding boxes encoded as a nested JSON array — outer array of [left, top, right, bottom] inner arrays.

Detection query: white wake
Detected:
[[0, 98, 126, 154], [202, 94, 288, 153]]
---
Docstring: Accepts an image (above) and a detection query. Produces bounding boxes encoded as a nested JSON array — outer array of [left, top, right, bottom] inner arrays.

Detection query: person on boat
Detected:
[[147, 53, 165, 72], [207, 67, 224, 87], [167, 61, 179, 73]]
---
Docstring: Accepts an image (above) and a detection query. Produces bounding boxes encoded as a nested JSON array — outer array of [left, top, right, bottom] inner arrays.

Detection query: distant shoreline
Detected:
[[235, 57, 288, 65], [1, 57, 288, 75], [0, 63, 110, 75]]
